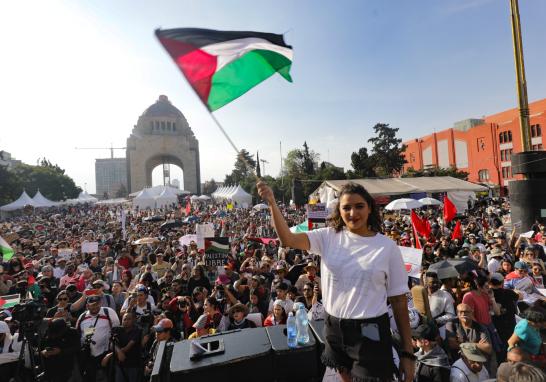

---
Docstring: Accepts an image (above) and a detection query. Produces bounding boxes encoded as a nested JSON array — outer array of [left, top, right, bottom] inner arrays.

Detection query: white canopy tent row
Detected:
[[212, 185, 252, 208], [132, 188, 157, 210], [155, 187, 179, 209], [0, 190, 60, 211]]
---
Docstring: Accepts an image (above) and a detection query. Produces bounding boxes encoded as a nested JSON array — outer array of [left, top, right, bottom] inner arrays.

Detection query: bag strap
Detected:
[[451, 366, 471, 382]]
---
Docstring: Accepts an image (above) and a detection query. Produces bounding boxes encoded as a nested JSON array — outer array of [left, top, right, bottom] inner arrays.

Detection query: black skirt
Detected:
[[322, 313, 396, 382]]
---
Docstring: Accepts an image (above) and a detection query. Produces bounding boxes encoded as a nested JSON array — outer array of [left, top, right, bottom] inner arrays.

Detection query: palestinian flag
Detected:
[[204, 237, 230, 254], [156, 28, 293, 111], [0, 294, 20, 309], [0, 236, 14, 261]]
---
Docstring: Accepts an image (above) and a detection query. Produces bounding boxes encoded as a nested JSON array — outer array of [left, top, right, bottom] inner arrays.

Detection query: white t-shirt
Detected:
[[450, 358, 489, 382], [306, 228, 409, 319], [77, 307, 120, 357]]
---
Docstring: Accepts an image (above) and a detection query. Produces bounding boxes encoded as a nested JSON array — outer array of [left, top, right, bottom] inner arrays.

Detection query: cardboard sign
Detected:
[[307, 203, 329, 220], [399, 246, 423, 279], [204, 252, 229, 266], [179, 234, 204, 250], [58, 248, 73, 260], [81, 241, 99, 253], [196, 223, 215, 238]]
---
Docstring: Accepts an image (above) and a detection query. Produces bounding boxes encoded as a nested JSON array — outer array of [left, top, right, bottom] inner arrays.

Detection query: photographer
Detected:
[[76, 294, 120, 382], [102, 312, 142, 382], [143, 319, 174, 379], [40, 318, 79, 382]]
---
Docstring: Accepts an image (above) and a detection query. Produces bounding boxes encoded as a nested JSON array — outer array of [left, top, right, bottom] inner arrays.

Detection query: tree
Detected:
[[302, 142, 315, 176], [202, 179, 218, 195], [349, 147, 376, 178], [115, 183, 128, 198], [0, 165, 21, 205], [402, 166, 469, 180], [316, 162, 345, 181], [368, 123, 407, 176], [4, 161, 81, 202], [224, 149, 256, 185]]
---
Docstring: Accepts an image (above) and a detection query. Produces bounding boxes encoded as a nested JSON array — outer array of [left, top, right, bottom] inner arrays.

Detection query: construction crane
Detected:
[[74, 144, 126, 159]]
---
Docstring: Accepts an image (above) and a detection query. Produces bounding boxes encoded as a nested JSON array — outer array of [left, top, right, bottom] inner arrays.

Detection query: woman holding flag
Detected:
[[257, 181, 414, 382]]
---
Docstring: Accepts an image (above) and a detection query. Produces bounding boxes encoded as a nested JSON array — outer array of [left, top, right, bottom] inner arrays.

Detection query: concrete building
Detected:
[[0, 151, 22, 169], [126, 95, 201, 194], [95, 158, 127, 198], [403, 98, 546, 193]]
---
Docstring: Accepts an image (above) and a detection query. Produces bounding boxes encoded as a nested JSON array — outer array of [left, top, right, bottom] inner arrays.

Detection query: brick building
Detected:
[[402, 98, 546, 193]]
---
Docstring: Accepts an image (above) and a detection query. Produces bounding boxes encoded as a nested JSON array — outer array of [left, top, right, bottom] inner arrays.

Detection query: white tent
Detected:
[[78, 191, 98, 203], [129, 185, 189, 198], [155, 187, 178, 209], [32, 190, 57, 208], [230, 186, 252, 208], [198, 195, 211, 201], [0, 190, 37, 211], [132, 188, 156, 210]]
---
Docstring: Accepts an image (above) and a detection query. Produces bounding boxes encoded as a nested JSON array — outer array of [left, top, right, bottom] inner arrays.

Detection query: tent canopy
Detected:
[[0, 190, 37, 211], [129, 185, 189, 198], [32, 190, 57, 208], [212, 185, 252, 208], [155, 187, 178, 209], [132, 188, 156, 210], [314, 176, 487, 205], [78, 191, 98, 203]]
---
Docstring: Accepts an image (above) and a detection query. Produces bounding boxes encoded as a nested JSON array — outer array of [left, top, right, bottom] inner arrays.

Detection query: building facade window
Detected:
[[501, 167, 512, 179], [499, 131, 513, 143], [531, 124, 542, 138], [500, 149, 513, 161], [478, 169, 490, 181], [532, 144, 543, 151]]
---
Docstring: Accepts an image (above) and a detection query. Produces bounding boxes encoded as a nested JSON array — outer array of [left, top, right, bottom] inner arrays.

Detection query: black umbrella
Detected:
[[449, 258, 478, 274], [427, 260, 459, 280], [160, 220, 188, 231], [144, 215, 164, 222]]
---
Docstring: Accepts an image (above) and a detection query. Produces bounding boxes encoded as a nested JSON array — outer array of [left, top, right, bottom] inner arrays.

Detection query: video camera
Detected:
[[12, 299, 47, 326]]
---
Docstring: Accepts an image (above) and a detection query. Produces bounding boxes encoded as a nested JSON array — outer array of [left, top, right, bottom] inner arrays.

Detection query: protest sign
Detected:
[[196, 223, 215, 238], [399, 246, 423, 279], [58, 248, 73, 260], [204, 237, 230, 266], [306, 203, 329, 220], [81, 241, 99, 253]]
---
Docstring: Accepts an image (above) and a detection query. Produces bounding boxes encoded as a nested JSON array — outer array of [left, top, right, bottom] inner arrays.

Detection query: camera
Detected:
[[82, 327, 96, 353], [137, 311, 155, 332], [12, 299, 47, 325], [110, 325, 124, 341]]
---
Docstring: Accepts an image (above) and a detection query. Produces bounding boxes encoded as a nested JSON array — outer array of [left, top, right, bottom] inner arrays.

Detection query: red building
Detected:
[[402, 98, 546, 193]]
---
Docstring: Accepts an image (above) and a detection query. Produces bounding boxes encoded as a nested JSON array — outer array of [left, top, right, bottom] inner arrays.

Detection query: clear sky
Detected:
[[1, 0, 545, 194]]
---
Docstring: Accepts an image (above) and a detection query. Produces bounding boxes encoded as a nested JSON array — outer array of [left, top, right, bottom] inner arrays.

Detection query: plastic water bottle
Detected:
[[286, 312, 297, 348], [296, 304, 309, 345]]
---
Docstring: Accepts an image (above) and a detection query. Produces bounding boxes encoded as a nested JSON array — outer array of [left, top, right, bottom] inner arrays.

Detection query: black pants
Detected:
[[322, 313, 396, 382], [80, 352, 106, 382]]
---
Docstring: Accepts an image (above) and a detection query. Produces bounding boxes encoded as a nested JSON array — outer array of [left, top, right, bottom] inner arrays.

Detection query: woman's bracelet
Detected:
[[399, 350, 417, 361]]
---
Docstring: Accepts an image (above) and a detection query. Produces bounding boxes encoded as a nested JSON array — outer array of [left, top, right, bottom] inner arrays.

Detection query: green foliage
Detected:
[[115, 183, 128, 198], [0, 160, 81, 204], [224, 149, 256, 185], [349, 147, 376, 178], [202, 179, 218, 195], [402, 166, 469, 180], [368, 123, 407, 176]]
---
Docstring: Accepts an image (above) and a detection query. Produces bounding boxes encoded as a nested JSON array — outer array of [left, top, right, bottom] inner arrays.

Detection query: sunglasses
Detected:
[[58, 297, 69, 301]]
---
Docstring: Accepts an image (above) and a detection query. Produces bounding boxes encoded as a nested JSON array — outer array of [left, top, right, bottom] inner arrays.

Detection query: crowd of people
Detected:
[[0, 189, 544, 382]]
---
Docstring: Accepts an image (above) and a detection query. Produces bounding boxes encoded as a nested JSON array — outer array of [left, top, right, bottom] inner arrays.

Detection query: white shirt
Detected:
[[429, 289, 456, 325], [77, 307, 120, 356], [121, 295, 156, 314], [307, 228, 409, 319], [450, 358, 489, 382], [53, 266, 65, 279], [487, 258, 501, 274]]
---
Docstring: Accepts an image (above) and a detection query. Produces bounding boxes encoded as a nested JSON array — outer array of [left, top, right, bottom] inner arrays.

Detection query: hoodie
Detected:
[[414, 344, 451, 382]]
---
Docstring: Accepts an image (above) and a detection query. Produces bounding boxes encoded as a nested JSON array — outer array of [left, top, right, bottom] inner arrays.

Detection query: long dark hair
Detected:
[[327, 183, 382, 233]]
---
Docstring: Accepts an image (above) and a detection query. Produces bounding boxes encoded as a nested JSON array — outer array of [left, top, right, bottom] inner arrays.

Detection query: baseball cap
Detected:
[[460, 343, 487, 362], [490, 273, 504, 284], [86, 295, 101, 303], [412, 323, 438, 341], [153, 318, 173, 333], [192, 314, 208, 330], [514, 261, 528, 270]]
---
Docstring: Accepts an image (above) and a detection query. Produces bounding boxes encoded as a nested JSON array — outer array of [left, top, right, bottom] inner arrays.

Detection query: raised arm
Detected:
[[256, 181, 310, 251]]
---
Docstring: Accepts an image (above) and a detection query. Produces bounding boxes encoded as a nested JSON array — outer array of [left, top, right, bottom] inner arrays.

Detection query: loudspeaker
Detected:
[[158, 328, 273, 382]]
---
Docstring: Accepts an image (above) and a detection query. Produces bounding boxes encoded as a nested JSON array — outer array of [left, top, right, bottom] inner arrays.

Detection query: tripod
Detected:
[[14, 328, 44, 382], [108, 333, 131, 382]]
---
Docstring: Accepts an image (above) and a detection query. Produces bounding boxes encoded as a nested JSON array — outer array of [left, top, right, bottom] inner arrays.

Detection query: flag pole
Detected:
[[208, 111, 260, 181]]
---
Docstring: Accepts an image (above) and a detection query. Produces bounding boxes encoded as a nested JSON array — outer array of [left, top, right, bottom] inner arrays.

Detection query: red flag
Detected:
[[185, 201, 191, 216], [411, 211, 430, 238], [451, 220, 462, 240], [412, 223, 422, 249], [443, 196, 457, 223]]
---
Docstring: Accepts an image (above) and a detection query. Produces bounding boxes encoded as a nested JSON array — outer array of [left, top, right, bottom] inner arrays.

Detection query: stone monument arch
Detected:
[[126, 95, 201, 194]]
